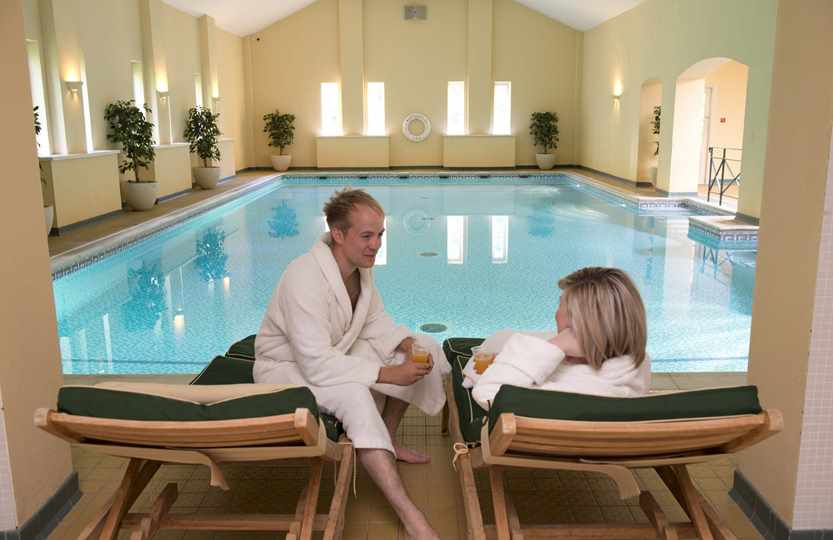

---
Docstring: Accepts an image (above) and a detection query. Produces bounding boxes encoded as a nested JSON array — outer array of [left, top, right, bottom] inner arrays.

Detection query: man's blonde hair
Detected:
[[558, 267, 647, 369], [322, 188, 384, 231]]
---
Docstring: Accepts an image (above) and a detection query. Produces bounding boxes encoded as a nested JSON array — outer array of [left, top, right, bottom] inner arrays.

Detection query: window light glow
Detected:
[[491, 215, 509, 264], [366, 82, 385, 135], [492, 81, 511, 135], [447, 216, 468, 265]]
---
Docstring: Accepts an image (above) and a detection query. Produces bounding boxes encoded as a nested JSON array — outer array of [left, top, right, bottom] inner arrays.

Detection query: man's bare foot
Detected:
[[394, 444, 431, 464]]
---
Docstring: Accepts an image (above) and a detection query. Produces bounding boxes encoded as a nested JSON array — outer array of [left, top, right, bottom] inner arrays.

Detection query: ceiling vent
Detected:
[[404, 5, 427, 20]]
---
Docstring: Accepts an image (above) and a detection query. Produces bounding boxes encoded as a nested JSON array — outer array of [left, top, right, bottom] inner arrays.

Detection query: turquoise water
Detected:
[[53, 176, 754, 374]]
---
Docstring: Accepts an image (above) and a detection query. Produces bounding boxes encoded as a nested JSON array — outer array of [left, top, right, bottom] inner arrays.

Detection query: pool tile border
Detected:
[[50, 171, 745, 279]]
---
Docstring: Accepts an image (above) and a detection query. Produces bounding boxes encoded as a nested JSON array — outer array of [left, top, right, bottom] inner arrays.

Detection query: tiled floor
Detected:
[[49, 372, 762, 540]]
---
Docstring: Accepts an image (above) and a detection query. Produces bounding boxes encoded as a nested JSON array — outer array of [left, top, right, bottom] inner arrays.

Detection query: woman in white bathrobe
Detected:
[[471, 267, 651, 410]]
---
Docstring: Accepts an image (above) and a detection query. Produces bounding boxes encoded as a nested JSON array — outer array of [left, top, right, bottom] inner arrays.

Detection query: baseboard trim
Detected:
[[730, 470, 831, 539], [1, 472, 80, 540]]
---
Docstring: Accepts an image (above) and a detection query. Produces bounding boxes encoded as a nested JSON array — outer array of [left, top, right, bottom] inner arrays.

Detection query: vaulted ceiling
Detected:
[[161, 0, 645, 37]]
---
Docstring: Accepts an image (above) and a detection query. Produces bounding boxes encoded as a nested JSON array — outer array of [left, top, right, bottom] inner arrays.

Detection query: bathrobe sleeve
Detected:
[[276, 267, 381, 387], [472, 333, 565, 410], [357, 286, 413, 363]]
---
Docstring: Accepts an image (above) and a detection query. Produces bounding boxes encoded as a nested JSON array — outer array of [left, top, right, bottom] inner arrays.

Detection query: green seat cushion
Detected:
[[444, 338, 488, 444], [193, 345, 345, 442], [226, 334, 256, 361], [443, 337, 763, 445], [58, 384, 319, 423]]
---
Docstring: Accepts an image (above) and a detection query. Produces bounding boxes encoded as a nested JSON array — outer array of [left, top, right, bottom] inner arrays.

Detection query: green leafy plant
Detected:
[[529, 112, 559, 154], [263, 110, 295, 155], [104, 100, 156, 181], [184, 106, 222, 167], [34, 106, 45, 186], [651, 105, 661, 156]]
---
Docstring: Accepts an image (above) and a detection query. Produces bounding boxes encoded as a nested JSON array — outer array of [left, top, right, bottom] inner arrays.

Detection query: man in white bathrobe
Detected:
[[254, 188, 446, 540]]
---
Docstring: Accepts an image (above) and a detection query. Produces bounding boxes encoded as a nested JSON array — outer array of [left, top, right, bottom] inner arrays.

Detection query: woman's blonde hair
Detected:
[[558, 267, 647, 369]]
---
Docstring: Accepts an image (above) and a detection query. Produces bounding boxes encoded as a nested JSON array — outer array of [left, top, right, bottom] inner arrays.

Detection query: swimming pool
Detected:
[[53, 174, 754, 374]]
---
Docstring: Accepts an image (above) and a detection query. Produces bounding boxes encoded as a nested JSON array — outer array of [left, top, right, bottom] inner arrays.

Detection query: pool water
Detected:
[[53, 177, 754, 374]]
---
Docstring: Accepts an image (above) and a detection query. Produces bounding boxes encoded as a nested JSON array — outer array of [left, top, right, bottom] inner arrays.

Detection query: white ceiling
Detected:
[[162, 0, 644, 37]]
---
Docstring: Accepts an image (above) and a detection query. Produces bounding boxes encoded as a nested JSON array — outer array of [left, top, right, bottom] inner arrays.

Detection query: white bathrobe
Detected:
[[470, 331, 651, 410], [254, 233, 447, 454]]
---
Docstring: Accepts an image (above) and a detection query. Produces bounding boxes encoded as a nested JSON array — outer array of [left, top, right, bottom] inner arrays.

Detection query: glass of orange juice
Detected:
[[471, 346, 496, 374], [411, 342, 430, 364]]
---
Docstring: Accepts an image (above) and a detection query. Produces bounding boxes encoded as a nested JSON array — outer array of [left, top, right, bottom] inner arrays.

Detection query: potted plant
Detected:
[[263, 110, 295, 171], [649, 105, 661, 182], [184, 106, 222, 189], [530, 112, 559, 170], [34, 106, 54, 233], [105, 99, 157, 211]]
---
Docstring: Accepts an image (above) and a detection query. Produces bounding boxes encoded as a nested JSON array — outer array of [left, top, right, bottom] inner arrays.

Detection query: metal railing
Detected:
[[707, 147, 742, 206]]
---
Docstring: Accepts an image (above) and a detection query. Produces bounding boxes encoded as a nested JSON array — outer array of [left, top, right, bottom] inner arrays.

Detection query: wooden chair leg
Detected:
[[299, 460, 324, 540], [441, 403, 450, 435], [697, 492, 739, 540], [129, 483, 178, 540], [639, 491, 678, 540], [656, 465, 714, 540], [324, 444, 353, 540], [457, 453, 486, 540], [286, 483, 310, 540], [489, 467, 511, 540], [98, 459, 161, 540], [505, 494, 524, 540]]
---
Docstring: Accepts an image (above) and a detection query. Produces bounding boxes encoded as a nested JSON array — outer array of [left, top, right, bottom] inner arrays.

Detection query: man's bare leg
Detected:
[[359, 448, 439, 540], [381, 396, 430, 464]]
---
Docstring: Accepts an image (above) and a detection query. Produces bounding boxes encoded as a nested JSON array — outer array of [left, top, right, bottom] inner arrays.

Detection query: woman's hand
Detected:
[[549, 328, 583, 358]]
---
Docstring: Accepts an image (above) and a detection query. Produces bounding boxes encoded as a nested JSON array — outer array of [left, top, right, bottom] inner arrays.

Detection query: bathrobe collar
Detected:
[[311, 233, 374, 321]]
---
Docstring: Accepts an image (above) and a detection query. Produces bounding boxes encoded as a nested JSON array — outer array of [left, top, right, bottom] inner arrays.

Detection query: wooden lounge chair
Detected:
[[35, 355, 353, 540], [443, 338, 783, 540]]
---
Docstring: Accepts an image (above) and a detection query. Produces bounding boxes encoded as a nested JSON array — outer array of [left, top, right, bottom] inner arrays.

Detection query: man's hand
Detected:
[[378, 357, 432, 386]]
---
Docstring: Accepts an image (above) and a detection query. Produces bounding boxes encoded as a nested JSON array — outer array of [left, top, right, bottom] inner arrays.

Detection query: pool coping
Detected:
[[49, 170, 745, 279]]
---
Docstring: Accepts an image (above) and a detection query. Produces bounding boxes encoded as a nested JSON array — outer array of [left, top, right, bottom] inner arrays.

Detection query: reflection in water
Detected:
[[268, 201, 300, 239], [527, 204, 556, 238], [122, 261, 166, 331], [195, 227, 228, 282]]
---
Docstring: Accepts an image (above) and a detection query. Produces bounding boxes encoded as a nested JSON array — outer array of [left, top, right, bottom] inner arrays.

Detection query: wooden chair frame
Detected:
[[35, 407, 353, 540], [446, 379, 783, 540]]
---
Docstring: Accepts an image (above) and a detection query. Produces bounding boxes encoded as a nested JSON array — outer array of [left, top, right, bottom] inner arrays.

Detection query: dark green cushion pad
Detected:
[[202, 337, 345, 441], [57, 383, 318, 423], [443, 337, 763, 444]]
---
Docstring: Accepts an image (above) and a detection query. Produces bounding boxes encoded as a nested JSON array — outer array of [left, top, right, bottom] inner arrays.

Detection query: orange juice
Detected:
[[411, 343, 430, 364], [473, 352, 495, 374]]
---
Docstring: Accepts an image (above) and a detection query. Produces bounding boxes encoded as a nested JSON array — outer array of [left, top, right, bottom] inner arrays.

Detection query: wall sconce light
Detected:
[[63, 80, 83, 96], [157, 91, 169, 103], [212, 95, 222, 102], [612, 81, 623, 99]]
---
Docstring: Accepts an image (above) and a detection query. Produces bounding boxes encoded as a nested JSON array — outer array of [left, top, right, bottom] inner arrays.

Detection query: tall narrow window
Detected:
[[321, 82, 343, 135], [194, 74, 203, 108], [81, 70, 94, 152], [490, 215, 509, 264], [492, 81, 512, 135], [447, 216, 468, 265], [26, 40, 50, 154], [131, 62, 145, 112], [447, 81, 465, 135], [366, 82, 385, 135]]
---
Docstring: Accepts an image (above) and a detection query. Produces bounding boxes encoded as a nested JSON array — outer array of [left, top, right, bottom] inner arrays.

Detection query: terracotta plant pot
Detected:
[[271, 155, 292, 172], [194, 167, 221, 189], [535, 153, 556, 170], [125, 181, 158, 211]]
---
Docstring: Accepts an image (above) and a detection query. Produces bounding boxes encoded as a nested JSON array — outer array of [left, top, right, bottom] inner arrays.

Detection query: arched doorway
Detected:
[[637, 79, 662, 184], [668, 58, 749, 201]]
